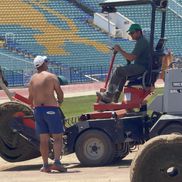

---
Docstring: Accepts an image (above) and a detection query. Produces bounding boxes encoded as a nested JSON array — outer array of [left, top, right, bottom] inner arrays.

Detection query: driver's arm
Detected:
[[114, 44, 137, 62]]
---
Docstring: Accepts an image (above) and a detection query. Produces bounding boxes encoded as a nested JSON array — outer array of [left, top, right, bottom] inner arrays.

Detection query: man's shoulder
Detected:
[[43, 71, 57, 81], [141, 35, 149, 43], [32, 71, 57, 80], [47, 71, 57, 78], [138, 35, 147, 41], [31, 73, 38, 79], [137, 35, 149, 47]]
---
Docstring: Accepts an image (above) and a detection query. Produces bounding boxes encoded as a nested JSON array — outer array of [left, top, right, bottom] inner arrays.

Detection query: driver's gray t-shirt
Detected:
[[132, 35, 150, 69]]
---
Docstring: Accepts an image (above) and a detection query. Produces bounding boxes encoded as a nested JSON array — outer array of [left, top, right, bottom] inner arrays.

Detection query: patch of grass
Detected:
[[61, 88, 164, 118], [61, 95, 96, 118]]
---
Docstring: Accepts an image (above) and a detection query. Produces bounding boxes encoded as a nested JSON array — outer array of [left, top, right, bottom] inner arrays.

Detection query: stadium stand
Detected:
[[0, 0, 181, 86]]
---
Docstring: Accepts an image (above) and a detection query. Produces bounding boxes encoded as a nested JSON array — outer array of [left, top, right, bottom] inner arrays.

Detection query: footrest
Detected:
[[94, 102, 140, 111]]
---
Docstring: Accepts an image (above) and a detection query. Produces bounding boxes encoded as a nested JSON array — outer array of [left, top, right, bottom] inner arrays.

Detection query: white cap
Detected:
[[33, 55, 48, 68]]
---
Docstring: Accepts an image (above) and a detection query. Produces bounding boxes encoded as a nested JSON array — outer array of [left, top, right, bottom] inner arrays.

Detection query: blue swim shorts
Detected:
[[34, 106, 65, 134]]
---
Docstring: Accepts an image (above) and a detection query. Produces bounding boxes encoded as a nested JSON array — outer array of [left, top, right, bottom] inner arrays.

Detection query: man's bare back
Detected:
[[28, 56, 67, 173], [29, 71, 63, 107]]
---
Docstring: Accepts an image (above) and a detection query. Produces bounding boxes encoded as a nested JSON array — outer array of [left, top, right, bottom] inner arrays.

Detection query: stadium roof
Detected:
[[100, 0, 152, 6]]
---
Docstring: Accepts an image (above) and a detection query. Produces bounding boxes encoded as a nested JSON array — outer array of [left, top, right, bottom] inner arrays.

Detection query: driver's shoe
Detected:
[[113, 91, 121, 103], [96, 92, 112, 103]]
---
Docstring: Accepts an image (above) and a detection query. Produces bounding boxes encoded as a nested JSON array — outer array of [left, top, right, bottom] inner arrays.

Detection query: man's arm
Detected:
[[114, 44, 137, 62], [53, 75, 64, 104]]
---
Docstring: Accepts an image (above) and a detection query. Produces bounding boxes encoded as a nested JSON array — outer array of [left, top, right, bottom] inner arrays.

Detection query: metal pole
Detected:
[[161, 10, 166, 38], [150, 3, 156, 54]]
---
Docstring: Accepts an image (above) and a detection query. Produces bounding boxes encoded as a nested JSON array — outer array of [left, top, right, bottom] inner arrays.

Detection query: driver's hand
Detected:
[[114, 44, 121, 52]]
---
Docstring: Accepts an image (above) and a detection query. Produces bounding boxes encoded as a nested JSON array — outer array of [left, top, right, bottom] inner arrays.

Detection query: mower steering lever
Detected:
[[107, 46, 118, 55]]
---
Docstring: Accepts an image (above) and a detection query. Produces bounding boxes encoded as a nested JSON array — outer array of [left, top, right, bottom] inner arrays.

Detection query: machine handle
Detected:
[[104, 51, 117, 89]]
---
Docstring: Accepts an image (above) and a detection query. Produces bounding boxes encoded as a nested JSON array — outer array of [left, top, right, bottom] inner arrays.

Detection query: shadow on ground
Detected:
[[0, 162, 80, 174], [0, 159, 132, 172], [68, 159, 132, 169]]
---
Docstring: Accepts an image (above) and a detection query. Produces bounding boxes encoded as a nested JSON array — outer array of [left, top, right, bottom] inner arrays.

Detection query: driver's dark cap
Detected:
[[127, 24, 142, 34]]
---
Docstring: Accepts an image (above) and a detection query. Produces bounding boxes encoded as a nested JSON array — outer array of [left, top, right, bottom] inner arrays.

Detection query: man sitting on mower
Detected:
[[97, 23, 150, 103]]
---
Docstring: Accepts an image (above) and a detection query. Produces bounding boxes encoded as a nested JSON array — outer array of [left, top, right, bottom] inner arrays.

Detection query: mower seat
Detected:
[[127, 70, 149, 89], [127, 66, 162, 89], [127, 67, 161, 88]]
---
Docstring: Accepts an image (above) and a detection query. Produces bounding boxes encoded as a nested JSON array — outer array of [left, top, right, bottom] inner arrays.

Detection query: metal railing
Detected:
[[169, 0, 182, 19], [2, 64, 108, 87]]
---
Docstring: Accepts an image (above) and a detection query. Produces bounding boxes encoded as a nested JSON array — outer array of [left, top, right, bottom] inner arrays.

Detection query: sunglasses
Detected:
[[44, 59, 49, 63], [129, 31, 136, 35]]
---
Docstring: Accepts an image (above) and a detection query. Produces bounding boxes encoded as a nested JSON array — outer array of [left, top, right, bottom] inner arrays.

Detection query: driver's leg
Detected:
[[97, 65, 126, 103], [113, 81, 123, 103], [109, 67, 127, 103], [113, 64, 146, 102], [97, 64, 146, 103]]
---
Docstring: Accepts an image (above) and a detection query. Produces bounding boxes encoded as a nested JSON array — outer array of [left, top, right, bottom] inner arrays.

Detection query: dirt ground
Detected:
[[0, 151, 138, 182]]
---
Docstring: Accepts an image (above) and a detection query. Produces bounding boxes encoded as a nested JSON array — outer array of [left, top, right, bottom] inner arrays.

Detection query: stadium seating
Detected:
[[0, 0, 181, 86], [177, 0, 182, 4]]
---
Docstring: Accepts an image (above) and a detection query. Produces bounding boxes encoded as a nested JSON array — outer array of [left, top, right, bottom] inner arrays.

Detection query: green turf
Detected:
[[61, 88, 164, 118], [61, 95, 96, 118]]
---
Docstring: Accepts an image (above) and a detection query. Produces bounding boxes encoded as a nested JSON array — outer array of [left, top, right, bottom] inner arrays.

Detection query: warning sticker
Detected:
[[170, 89, 182, 93]]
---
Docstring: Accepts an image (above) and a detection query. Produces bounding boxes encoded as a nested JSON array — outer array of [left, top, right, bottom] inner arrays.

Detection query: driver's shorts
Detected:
[[34, 106, 65, 134]]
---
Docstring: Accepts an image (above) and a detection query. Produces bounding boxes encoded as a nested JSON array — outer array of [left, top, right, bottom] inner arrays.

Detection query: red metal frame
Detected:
[[94, 86, 152, 112], [13, 93, 32, 107], [80, 109, 127, 121], [14, 112, 35, 129]]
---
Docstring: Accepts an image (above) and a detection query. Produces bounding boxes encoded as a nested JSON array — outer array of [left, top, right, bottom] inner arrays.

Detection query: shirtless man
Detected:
[[28, 55, 67, 173]]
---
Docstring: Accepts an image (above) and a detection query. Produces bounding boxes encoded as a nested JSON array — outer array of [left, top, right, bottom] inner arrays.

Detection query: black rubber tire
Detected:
[[0, 101, 40, 162], [130, 134, 182, 182], [75, 129, 115, 166], [160, 123, 182, 135]]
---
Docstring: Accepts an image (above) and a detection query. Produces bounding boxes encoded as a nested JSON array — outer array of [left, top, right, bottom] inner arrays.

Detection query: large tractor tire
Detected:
[[130, 134, 182, 182], [75, 129, 115, 166], [0, 101, 40, 162]]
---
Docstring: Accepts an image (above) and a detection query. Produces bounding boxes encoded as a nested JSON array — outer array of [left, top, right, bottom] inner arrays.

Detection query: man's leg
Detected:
[[39, 134, 51, 172], [97, 65, 126, 103], [52, 134, 62, 162], [107, 66, 126, 93], [46, 108, 67, 172], [98, 64, 146, 103], [51, 133, 67, 172], [112, 77, 127, 103], [97, 65, 128, 103], [112, 64, 146, 102]]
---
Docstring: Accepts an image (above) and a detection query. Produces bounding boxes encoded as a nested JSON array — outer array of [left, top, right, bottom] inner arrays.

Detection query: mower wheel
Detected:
[[0, 101, 40, 162], [75, 129, 115, 166], [130, 134, 182, 182]]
